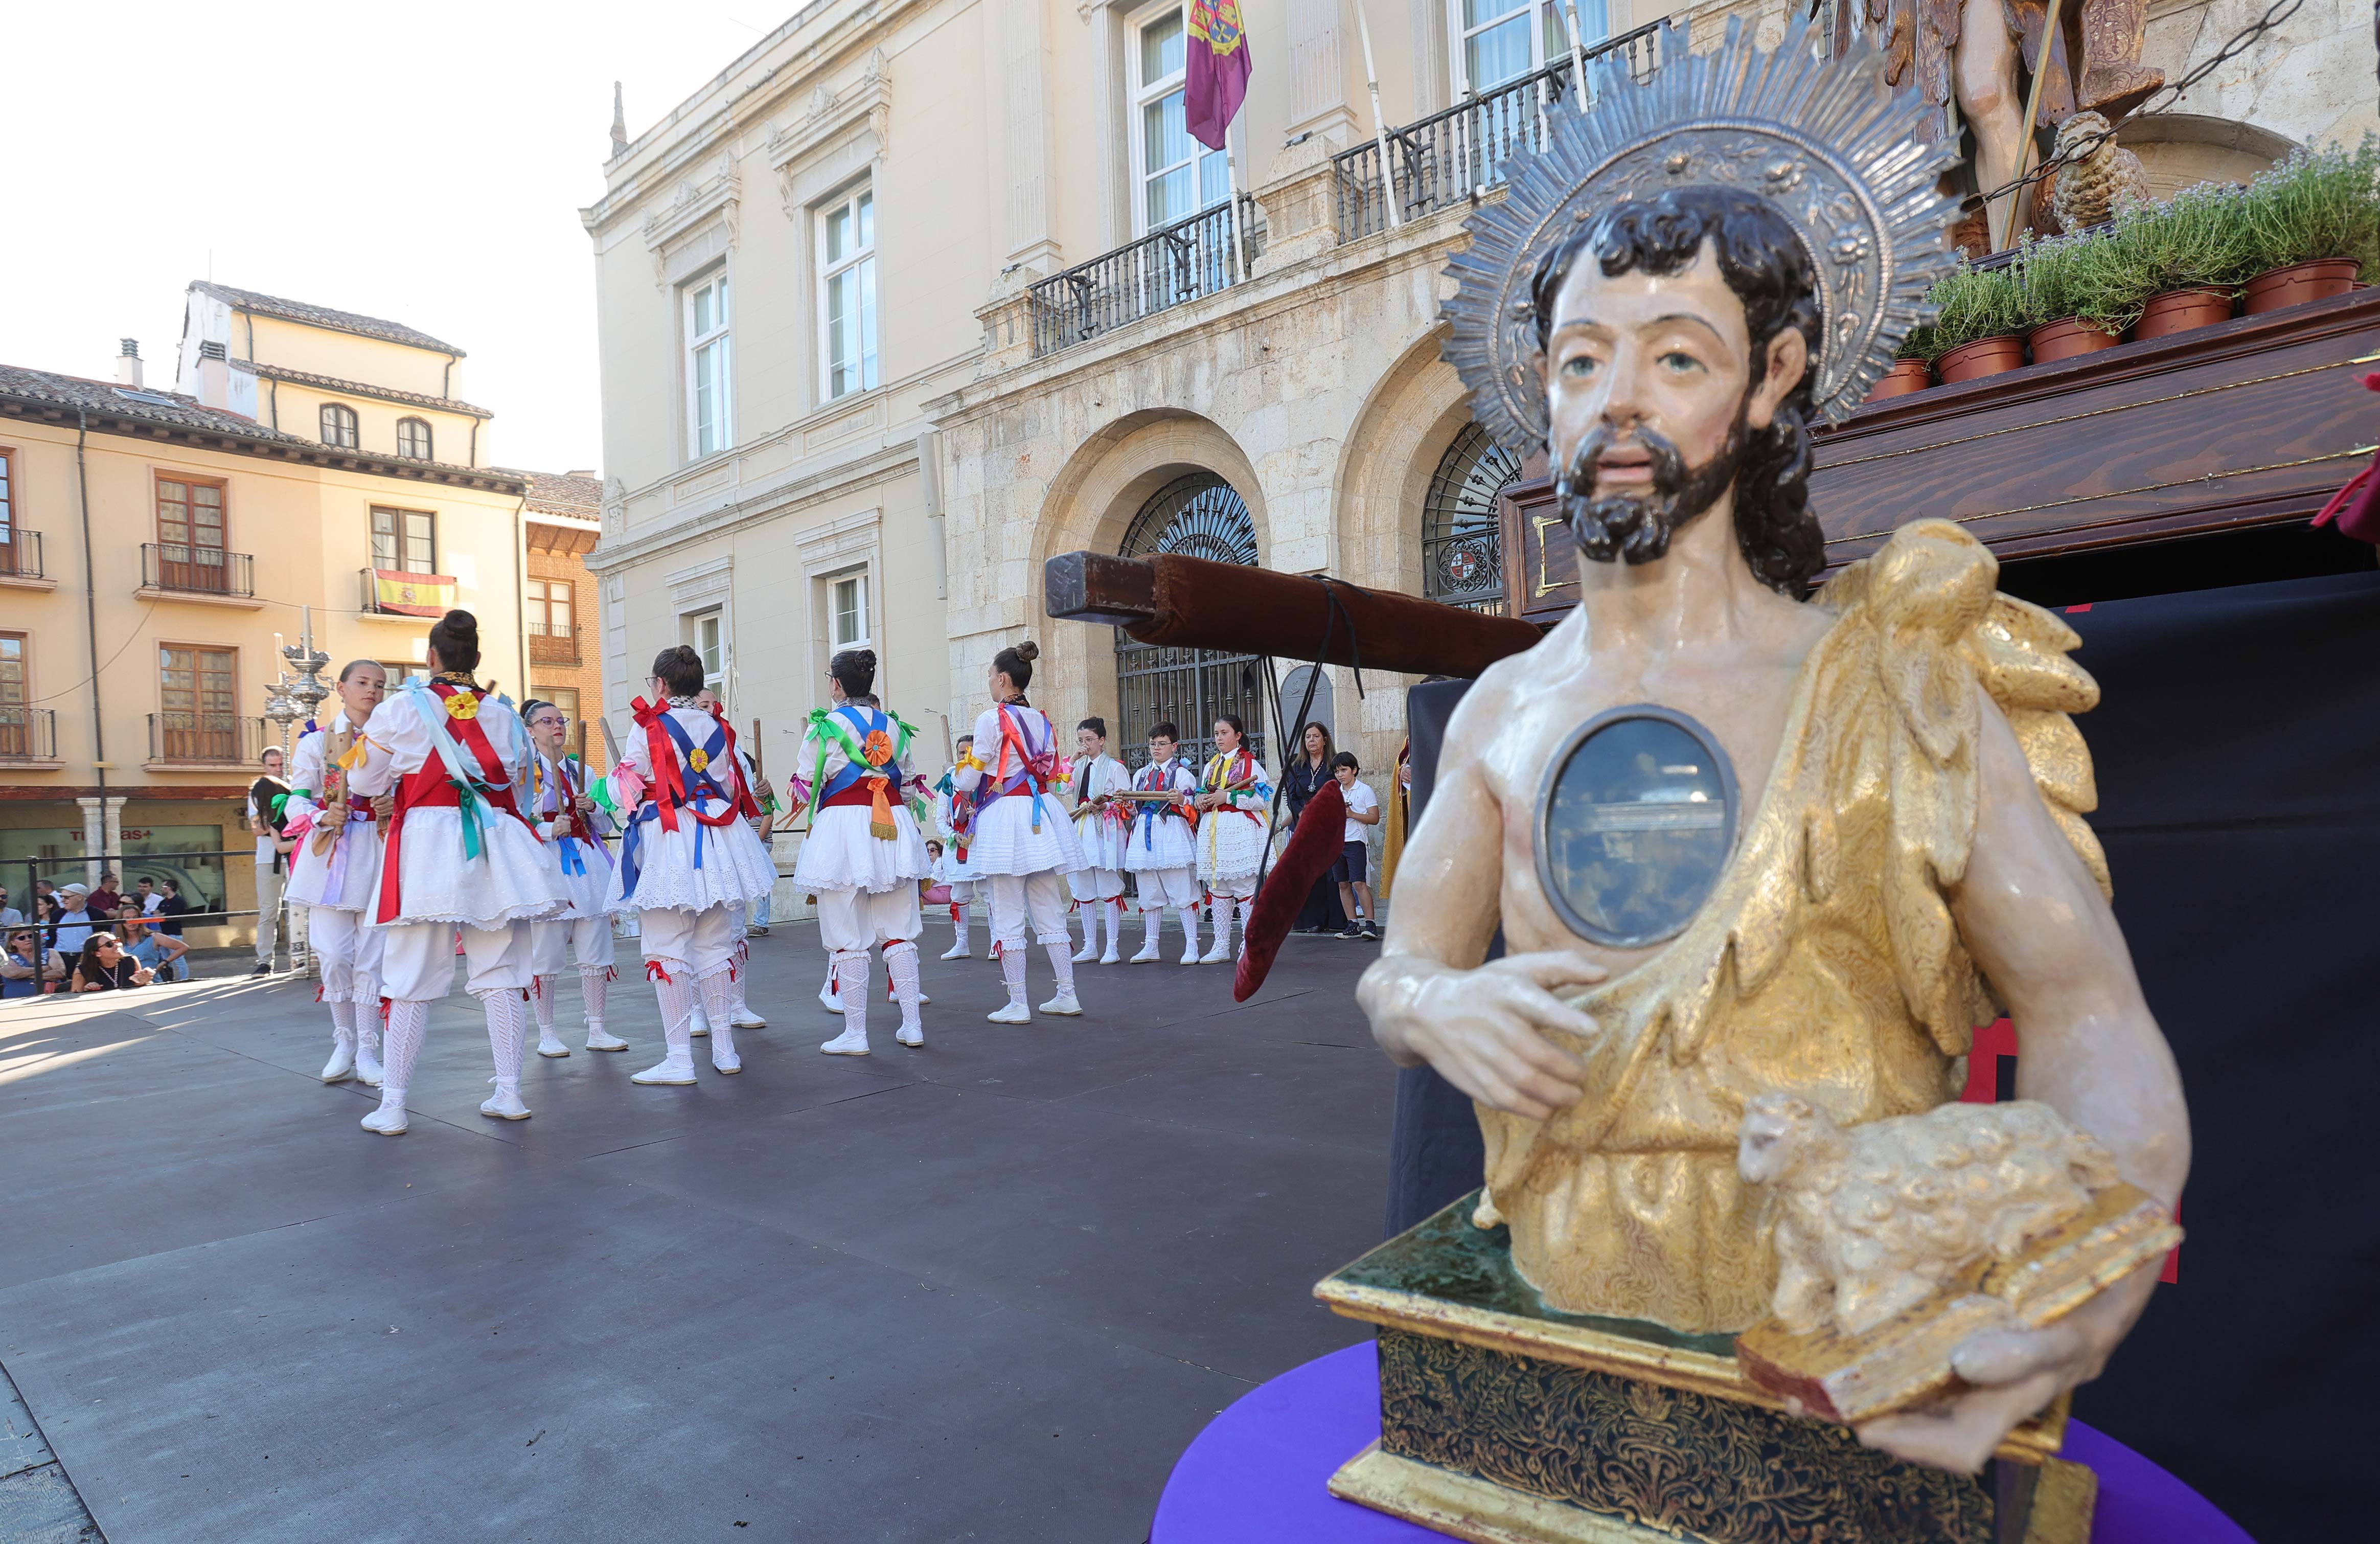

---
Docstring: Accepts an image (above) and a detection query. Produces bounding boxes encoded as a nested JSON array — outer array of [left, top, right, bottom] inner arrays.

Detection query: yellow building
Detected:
[[0, 286, 537, 950]]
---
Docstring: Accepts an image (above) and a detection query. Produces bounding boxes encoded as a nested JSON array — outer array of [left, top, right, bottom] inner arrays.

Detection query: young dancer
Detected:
[[1329, 752, 1382, 940], [606, 645, 779, 1085], [1120, 721, 1202, 965], [283, 659, 389, 1086], [933, 735, 982, 959], [1194, 714, 1272, 963], [347, 611, 568, 1134], [1066, 717, 1129, 965], [519, 699, 624, 1055], [690, 685, 774, 1040], [951, 641, 1085, 1020], [791, 651, 932, 1053]]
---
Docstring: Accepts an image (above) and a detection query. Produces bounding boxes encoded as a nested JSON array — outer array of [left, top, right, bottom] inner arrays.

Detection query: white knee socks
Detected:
[[478, 988, 528, 1096], [885, 941, 922, 1034], [1209, 896, 1232, 955], [653, 969, 696, 1064], [1233, 896, 1251, 957], [953, 907, 971, 950], [697, 967, 740, 1069], [1142, 905, 1164, 950], [1178, 906, 1201, 956], [1000, 944, 1027, 1008], [530, 974, 557, 1034], [328, 996, 357, 1048], [579, 965, 609, 1033], [1043, 941, 1076, 996], [381, 999, 428, 1103], [835, 948, 870, 1030]]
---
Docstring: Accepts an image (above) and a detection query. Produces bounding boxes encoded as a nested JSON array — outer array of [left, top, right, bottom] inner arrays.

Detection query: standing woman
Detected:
[[283, 659, 390, 1086], [1066, 717, 1129, 966], [791, 648, 932, 1054], [605, 645, 778, 1085], [520, 699, 624, 1057], [348, 611, 568, 1134], [951, 641, 1086, 1021], [1280, 721, 1347, 937], [1194, 714, 1272, 963]]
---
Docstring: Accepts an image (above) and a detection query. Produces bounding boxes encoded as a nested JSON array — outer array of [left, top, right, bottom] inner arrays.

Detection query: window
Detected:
[[1449, 0, 1604, 95], [380, 660, 432, 689], [685, 609, 725, 698], [527, 579, 577, 662], [157, 644, 238, 761], [538, 687, 581, 722], [371, 507, 437, 574], [321, 402, 360, 449], [0, 633, 25, 758], [684, 273, 733, 459], [830, 573, 868, 649], [819, 189, 879, 401], [1131, 2, 1230, 233], [397, 417, 433, 460], [0, 448, 16, 576], [155, 476, 228, 591], [1422, 422, 1523, 615]]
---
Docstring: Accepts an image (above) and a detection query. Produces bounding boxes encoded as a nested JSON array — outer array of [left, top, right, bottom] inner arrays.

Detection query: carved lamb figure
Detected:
[[1737, 1093, 2123, 1338]]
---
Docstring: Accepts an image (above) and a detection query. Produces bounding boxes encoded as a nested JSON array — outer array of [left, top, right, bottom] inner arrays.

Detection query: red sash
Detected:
[[819, 781, 884, 811], [375, 686, 532, 923]]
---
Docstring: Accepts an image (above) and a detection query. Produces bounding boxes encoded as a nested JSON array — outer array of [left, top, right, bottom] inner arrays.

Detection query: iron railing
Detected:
[[1028, 194, 1268, 357], [148, 712, 267, 765], [0, 530, 43, 580], [0, 707, 56, 761], [1333, 23, 1663, 242], [141, 542, 255, 598]]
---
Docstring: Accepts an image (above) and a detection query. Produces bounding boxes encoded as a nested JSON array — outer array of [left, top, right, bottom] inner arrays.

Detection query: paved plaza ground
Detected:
[[0, 922, 1395, 1543]]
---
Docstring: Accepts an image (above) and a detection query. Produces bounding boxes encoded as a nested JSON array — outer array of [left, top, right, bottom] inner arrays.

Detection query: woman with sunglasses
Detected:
[[2, 928, 69, 998], [71, 933, 154, 992]]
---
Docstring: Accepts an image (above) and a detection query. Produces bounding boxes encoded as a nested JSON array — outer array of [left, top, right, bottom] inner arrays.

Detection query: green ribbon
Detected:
[[805, 707, 918, 820], [453, 781, 486, 861]]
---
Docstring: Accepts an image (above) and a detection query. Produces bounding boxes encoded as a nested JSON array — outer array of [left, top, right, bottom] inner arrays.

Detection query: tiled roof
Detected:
[[0, 361, 524, 493], [189, 281, 466, 356], [502, 468, 605, 518], [235, 360, 493, 418]]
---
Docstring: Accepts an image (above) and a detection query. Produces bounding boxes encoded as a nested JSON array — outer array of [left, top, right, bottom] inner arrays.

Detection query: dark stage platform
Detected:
[[0, 923, 1391, 1543]]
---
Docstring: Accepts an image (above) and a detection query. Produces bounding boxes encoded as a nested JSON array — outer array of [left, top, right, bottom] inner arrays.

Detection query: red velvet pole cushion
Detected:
[[1232, 779, 1346, 1002]]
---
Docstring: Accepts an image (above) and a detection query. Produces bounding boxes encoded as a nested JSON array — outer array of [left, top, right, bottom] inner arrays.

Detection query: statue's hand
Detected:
[[1372, 952, 1605, 1120], [1853, 1260, 2157, 1473]]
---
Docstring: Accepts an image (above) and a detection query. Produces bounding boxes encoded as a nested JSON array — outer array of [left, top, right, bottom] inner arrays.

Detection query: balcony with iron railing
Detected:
[[147, 712, 268, 768], [529, 626, 581, 666], [139, 542, 257, 603], [1333, 23, 1663, 243], [1027, 194, 1268, 359], [0, 529, 47, 585], [0, 706, 58, 764]]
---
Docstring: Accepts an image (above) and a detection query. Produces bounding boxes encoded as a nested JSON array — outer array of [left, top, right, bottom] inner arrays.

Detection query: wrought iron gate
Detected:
[[1114, 473, 1266, 769]]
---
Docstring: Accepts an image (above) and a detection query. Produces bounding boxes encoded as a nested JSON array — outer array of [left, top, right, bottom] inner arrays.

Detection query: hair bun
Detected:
[[1014, 640, 1040, 663], [856, 648, 878, 672], [442, 609, 479, 639]]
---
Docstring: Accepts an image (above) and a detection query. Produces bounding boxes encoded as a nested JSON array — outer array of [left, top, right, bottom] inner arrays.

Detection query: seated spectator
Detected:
[[88, 871, 124, 922], [121, 919, 186, 984], [2, 927, 70, 998], [51, 884, 96, 958], [0, 884, 22, 928], [73, 933, 153, 992]]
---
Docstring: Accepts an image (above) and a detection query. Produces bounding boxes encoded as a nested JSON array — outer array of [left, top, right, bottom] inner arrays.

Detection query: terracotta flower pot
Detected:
[[2027, 316, 2122, 364], [2241, 259, 2361, 315], [1936, 335, 2026, 383], [2134, 286, 2235, 340], [1866, 357, 1933, 401]]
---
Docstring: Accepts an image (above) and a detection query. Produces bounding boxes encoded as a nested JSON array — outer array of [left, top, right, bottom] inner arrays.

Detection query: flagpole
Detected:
[[1561, 1, 1592, 115], [1225, 133, 1245, 287], [1352, 0, 1402, 229]]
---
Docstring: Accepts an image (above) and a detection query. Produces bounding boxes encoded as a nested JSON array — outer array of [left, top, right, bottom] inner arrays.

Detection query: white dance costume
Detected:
[[604, 697, 776, 1083], [792, 701, 932, 1051], [348, 677, 569, 1133], [1066, 752, 1129, 961], [1195, 745, 1273, 962], [523, 749, 621, 1054], [952, 701, 1085, 1019], [933, 774, 981, 956], [1120, 756, 1203, 962], [283, 712, 386, 1084]]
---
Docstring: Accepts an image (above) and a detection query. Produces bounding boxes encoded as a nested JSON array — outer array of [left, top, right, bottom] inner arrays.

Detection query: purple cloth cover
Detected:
[[1151, 1342, 2256, 1543]]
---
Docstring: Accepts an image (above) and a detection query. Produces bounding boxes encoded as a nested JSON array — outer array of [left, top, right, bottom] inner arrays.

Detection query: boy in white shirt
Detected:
[[1331, 752, 1381, 941]]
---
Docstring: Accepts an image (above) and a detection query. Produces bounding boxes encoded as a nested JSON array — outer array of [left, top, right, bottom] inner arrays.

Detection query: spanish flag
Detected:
[[1185, 0, 1251, 152], [372, 569, 459, 617]]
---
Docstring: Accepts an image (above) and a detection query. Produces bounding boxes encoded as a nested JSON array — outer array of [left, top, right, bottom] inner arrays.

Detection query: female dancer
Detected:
[[1066, 717, 1129, 965], [282, 659, 388, 1085], [935, 734, 982, 959], [1194, 714, 1272, 963], [791, 649, 932, 1054], [347, 612, 568, 1134], [605, 645, 778, 1084], [951, 641, 1085, 1021], [520, 698, 623, 1056]]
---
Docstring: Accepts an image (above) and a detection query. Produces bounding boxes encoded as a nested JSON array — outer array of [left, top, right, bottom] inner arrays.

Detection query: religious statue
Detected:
[[1353, 13, 2190, 1484]]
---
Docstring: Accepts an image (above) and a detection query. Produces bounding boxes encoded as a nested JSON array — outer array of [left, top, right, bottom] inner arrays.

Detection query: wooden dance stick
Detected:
[[1043, 552, 1541, 679]]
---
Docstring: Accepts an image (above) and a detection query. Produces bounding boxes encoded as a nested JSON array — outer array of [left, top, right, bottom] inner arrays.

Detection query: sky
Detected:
[[3, 1, 790, 476]]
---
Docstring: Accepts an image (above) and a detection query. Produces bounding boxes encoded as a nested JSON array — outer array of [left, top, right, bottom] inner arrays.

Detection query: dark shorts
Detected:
[[1330, 841, 1369, 884]]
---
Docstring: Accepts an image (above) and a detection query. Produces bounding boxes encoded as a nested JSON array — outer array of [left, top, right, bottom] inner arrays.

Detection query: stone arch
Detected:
[[1022, 409, 1271, 740], [1332, 323, 1487, 601], [2116, 113, 2298, 203]]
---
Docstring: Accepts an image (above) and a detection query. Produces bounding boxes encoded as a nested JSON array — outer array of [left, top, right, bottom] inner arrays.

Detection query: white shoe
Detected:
[[631, 1054, 698, 1086], [360, 1098, 408, 1137], [1039, 991, 1083, 1017], [1100, 948, 1122, 965], [355, 1045, 384, 1087], [480, 1079, 532, 1120], [1199, 940, 1232, 964], [1130, 945, 1162, 964], [713, 1043, 743, 1075], [319, 1041, 356, 1083], [940, 942, 971, 960], [819, 988, 841, 1013], [585, 1026, 628, 1052], [985, 1001, 1032, 1024], [819, 1027, 870, 1056], [689, 1006, 710, 1038], [1180, 946, 1201, 966], [730, 1008, 766, 1029], [537, 1031, 570, 1058], [895, 1023, 924, 1048], [917, 991, 932, 1006], [1072, 941, 1099, 962]]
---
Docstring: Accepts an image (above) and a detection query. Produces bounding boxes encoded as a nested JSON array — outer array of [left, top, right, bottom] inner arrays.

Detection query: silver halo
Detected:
[[1440, 14, 1961, 451]]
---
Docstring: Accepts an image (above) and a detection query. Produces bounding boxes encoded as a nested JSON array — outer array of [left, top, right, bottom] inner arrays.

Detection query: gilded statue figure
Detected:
[[1358, 107, 2190, 1466]]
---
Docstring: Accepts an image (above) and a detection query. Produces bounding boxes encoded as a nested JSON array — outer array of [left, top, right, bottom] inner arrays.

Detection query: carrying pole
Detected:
[[1353, 0, 1403, 229]]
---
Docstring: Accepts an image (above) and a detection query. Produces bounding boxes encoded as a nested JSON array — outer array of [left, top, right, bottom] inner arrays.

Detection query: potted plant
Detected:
[[2018, 232, 2140, 363], [1928, 262, 2027, 382], [2236, 135, 2380, 314], [1868, 327, 1935, 401], [2116, 180, 2254, 339]]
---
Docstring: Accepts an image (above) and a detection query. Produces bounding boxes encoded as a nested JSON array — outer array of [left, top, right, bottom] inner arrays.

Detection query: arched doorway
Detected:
[[1115, 473, 1267, 768], [1423, 422, 1523, 616]]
